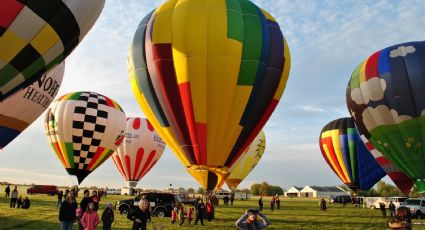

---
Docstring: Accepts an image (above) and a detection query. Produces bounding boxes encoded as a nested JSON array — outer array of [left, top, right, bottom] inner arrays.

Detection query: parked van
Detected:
[[389, 196, 409, 208], [27, 185, 59, 196]]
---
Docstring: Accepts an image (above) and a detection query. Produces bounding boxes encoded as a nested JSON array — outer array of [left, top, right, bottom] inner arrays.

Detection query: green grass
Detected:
[[1, 187, 425, 229]]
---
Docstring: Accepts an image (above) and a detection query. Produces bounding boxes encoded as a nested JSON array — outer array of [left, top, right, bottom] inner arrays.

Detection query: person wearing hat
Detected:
[[236, 209, 270, 230]]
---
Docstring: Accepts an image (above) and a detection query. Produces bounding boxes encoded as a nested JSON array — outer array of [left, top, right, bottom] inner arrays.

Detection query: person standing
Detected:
[[258, 196, 264, 211], [230, 193, 235, 206], [59, 191, 78, 230], [5, 185, 10, 197], [320, 198, 327, 211], [195, 199, 205, 225], [380, 202, 387, 218], [270, 197, 275, 211], [207, 200, 214, 222], [178, 203, 185, 226], [57, 190, 64, 207], [276, 196, 281, 210], [81, 203, 100, 230], [187, 207, 193, 225], [101, 203, 114, 230], [10, 186, 18, 208], [127, 198, 151, 230], [90, 190, 100, 211], [389, 201, 396, 218], [79, 190, 92, 230]]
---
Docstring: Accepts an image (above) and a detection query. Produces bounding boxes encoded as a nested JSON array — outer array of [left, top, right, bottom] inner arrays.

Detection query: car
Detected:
[[27, 185, 59, 196], [400, 198, 425, 219], [105, 189, 121, 195], [115, 192, 182, 217], [389, 196, 409, 208]]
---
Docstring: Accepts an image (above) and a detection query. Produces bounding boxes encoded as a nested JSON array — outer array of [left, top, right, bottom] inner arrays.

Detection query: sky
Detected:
[[1, 0, 425, 190]]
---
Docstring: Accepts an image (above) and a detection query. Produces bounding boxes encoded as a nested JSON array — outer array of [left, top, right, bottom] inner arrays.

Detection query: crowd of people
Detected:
[[5, 185, 31, 209]]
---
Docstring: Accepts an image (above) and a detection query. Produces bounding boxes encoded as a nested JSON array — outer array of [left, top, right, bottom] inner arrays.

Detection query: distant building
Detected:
[[300, 186, 348, 198], [285, 186, 303, 197]]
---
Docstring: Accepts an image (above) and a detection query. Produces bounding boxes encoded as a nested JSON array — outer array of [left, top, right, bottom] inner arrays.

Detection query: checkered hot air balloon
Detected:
[[0, 62, 64, 149], [112, 117, 165, 189], [128, 0, 291, 190], [319, 117, 386, 192], [44, 91, 126, 184], [346, 41, 425, 192], [0, 0, 105, 100]]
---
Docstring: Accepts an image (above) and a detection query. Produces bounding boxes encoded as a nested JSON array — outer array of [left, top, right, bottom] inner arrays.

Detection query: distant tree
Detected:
[[187, 188, 195, 194], [268, 185, 284, 196], [358, 188, 380, 197], [198, 187, 205, 194], [250, 183, 260, 195], [259, 182, 269, 196], [178, 187, 186, 193], [410, 185, 421, 198], [376, 181, 403, 197], [240, 188, 250, 193]]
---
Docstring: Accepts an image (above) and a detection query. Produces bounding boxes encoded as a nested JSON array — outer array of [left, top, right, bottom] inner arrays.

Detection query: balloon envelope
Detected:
[[346, 41, 425, 192], [319, 117, 386, 191], [128, 0, 291, 190], [0, 0, 105, 100], [0, 62, 64, 149], [44, 91, 126, 184], [112, 117, 165, 188], [225, 131, 266, 190]]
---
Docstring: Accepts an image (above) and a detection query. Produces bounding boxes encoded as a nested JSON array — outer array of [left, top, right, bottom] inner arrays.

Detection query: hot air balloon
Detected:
[[0, 62, 64, 149], [319, 117, 386, 191], [44, 91, 126, 184], [112, 117, 165, 189], [0, 0, 105, 100], [346, 41, 425, 192], [128, 0, 291, 190], [224, 131, 266, 190]]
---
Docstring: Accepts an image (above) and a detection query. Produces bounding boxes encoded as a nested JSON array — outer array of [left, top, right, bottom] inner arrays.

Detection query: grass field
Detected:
[[1, 187, 425, 229]]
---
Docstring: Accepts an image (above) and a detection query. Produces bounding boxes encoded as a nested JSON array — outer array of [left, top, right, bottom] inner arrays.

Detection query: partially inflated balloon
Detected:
[[128, 0, 290, 190], [112, 117, 165, 188], [319, 117, 386, 191], [225, 131, 265, 190], [0, 62, 64, 149], [44, 91, 126, 184], [0, 0, 105, 100], [346, 41, 425, 192]]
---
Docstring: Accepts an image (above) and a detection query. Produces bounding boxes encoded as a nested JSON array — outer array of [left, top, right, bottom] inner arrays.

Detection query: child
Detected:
[[101, 203, 114, 230], [187, 207, 193, 225], [171, 206, 177, 224], [178, 204, 185, 226], [81, 202, 100, 230]]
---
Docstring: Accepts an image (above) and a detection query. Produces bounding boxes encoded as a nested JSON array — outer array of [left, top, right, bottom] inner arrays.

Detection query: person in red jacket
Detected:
[[81, 203, 100, 230], [207, 200, 214, 222], [187, 207, 193, 225]]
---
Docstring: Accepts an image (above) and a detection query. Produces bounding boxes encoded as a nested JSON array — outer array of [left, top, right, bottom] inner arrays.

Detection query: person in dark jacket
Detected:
[[380, 202, 387, 218], [90, 190, 100, 211], [57, 190, 64, 207], [389, 201, 396, 218], [101, 203, 114, 230], [236, 209, 270, 230], [79, 190, 91, 230], [59, 191, 78, 230], [127, 198, 151, 230], [5, 185, 10, 197], [17, 196, 23, 208], [276, 196, 281, 210], [258, 196, 264, 211], [21, 197, 30, 209], [195, 199, 205, 225]]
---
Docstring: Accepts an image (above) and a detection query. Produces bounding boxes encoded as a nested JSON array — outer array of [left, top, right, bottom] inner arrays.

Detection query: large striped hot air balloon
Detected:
[[0, 62, 64, 149], [0, 0, 105, 100], [128, 0, 291, 190], [44, 91, 126, 184], [347, 41, 425, 192], [319, 117, 386, 191], [112, 117, 165, 188]]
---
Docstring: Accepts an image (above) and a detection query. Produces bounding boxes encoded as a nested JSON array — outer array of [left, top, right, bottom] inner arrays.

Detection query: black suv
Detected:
[[116, 192, 181, 217]]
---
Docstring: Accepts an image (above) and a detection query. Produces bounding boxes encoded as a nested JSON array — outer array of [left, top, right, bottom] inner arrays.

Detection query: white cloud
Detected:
[[362, 105, 412, 130], [390, 45, 416, 58], [300, 105, 324, 113]]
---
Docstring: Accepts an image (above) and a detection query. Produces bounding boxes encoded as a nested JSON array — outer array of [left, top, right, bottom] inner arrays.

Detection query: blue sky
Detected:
[[1, 0, 425, 190]]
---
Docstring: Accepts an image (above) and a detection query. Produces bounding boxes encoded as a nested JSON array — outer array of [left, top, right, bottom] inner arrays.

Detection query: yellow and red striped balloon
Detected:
[[129, 0, 291, 190]]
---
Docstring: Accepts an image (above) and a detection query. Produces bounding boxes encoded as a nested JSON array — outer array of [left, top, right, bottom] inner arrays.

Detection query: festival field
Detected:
[[1, 188, 424, 229]]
